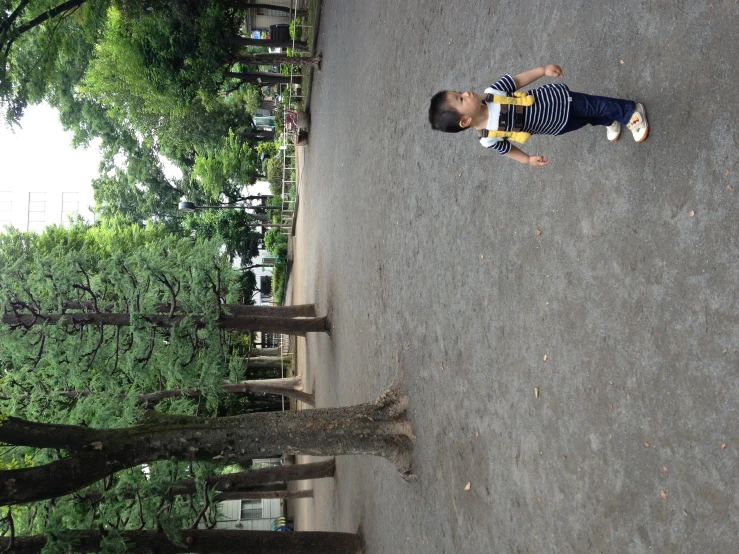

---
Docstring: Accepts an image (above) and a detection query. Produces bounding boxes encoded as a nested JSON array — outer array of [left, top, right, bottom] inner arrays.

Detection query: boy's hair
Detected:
[[428, 90, 465, 133]]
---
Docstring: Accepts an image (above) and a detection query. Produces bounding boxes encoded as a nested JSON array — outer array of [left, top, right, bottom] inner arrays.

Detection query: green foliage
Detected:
[[266, 156, 283, 195], [271, 263, 286, 305], [192, 129, 261, 202], [263, 228, 287, 259], [182, 207, 262, 265], [288, 17, 303, 40], [234, 83, 264, 115], [0, 223, 242, 423], [256, 140, 278, 159]]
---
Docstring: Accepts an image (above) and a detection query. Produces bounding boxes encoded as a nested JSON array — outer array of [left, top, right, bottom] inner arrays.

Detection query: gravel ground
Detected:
[[288, 1, 739, 552]]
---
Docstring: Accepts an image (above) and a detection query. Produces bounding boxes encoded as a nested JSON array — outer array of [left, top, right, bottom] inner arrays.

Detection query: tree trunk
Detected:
[[214, 488, 312, 501], [219, 2, 296, 14], [0, 384, 412, 505], [226, 53, 321, 69], [61, 301, 316, 318], [252, 346, 281, 356], [224, 36, 308, 50], [2, 312, 329, 336], [225, 71, 296, 85], [3, 377, 314, 407], [3, 0, 87, 43], [242, 129, 276, 141], [87, 459, 334, 500], [139, 376, 315, 406], [244, 355, 290, 369], [0, 529, 361, 554]]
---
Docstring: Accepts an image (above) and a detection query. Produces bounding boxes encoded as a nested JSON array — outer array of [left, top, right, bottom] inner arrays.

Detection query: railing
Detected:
[[274, 0, 313, 237]]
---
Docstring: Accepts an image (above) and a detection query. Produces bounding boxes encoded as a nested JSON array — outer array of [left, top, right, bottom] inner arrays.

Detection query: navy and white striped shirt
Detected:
[[480, 74, 571, 155]]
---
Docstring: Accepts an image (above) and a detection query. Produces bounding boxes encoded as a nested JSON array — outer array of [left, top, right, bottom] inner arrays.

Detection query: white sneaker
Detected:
[[606, 121, 621, 141], [626, 103, 649, 142]]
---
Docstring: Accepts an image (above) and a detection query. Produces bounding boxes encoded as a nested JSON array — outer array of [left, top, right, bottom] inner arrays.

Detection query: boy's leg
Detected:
[[558, 92, 636, 134]]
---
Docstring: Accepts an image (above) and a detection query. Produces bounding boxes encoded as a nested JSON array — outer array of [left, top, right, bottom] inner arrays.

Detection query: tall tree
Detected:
[[0, 381, 413, 505], [0, 529, 362, 554]]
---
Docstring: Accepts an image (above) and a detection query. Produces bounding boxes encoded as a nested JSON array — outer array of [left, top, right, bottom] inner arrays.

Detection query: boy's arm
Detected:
[[512, 65, 563, 89], [505, 145, 550, 166]]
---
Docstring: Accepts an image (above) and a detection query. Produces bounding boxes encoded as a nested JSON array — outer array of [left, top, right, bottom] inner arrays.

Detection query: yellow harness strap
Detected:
[[479, 91, 534, 144]]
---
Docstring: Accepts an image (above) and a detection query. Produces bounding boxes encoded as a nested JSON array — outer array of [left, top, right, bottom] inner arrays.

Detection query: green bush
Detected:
[[266, 156, 283, 195], [256, 141, 278, 159], [289, 17, 303, 40], [271, 263, 286, 305], [264, 228, 288, 259]]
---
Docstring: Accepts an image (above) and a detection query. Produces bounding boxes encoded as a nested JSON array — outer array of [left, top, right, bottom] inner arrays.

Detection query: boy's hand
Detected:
[[528, 155, 550, 166], [544, 64, 563, 78]]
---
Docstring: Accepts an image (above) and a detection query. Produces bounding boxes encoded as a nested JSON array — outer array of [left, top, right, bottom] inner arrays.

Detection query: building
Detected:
[[0, 190, 92, 231], [242, 0, 307, 39], [212, 458, 287, 531]]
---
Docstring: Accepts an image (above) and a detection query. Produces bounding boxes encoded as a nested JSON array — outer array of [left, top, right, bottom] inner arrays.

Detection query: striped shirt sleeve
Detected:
[[482, 137, 512, 155], [490, 74, 517, 93]]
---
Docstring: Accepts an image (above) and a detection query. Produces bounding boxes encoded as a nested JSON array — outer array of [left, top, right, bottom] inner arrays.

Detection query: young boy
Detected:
[[428, 65, 648, 166]]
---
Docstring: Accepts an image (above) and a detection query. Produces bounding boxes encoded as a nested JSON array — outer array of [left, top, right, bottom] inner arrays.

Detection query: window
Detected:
[[27, 192, 46, 232], [240, 500, 262, 520], [61, 192, 80, 224]]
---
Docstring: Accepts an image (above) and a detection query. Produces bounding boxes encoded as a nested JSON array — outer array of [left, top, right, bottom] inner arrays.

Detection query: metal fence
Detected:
[[273, 0, 313, 237]]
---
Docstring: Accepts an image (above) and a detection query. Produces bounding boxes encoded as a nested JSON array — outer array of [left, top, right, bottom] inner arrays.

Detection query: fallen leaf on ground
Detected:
[[563, 454, 567, 459], [464, 482, 471, 491], [727, 185, 732, 190], [620, 60, 625, 64], [480, 254, 484, 259], [644, 442, 650, 447], [689, 210, 695, 217], [660, 489, 668, 500], [536, 229, 542, 236], [475, 431, 479, 438], [722, 443, 726, 449], [543, 354, 548, 362], [663, 466, 669, 472], [534, 387, 540, 398]]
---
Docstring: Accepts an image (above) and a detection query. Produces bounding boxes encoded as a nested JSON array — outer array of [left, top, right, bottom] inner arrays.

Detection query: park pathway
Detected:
[[289, 1, 739, 552]]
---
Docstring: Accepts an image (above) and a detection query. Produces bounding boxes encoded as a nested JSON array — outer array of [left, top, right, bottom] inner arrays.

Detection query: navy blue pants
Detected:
[[557, 92, 636, 135]]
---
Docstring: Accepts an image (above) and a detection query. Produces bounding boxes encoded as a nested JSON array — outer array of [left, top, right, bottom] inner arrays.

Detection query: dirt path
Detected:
[[289, 1, 739, 552]]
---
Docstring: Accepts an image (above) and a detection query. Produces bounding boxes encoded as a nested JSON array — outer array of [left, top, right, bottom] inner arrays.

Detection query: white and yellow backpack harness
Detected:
[[477, 91, 534, 144]]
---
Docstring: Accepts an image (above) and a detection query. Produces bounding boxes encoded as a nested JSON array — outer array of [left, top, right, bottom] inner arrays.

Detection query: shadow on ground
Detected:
[[289, 1, 739, 552]]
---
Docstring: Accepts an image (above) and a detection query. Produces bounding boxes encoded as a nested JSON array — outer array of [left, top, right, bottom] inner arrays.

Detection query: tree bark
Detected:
[[214, 488, 312, 500], [252, 347, 282, 356], [0, 529, 361, 554], [138, 376, 315, 406], [1, 0, 87, 45], [225, 71, 296, 85], [244, 355, 290, 369], [224, 36, 308, 50], [226, 53, 321, 69], [2, 377, 314, 407], [2, 312, 328, 335], [86, 459, 334, 501], [0, 384, 412, 505], [219, 2, 296, 14], [61, 301, 316, 318]]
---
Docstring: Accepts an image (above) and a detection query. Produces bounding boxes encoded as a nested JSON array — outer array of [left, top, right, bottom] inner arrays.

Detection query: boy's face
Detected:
[[446, 91, 483, 128]]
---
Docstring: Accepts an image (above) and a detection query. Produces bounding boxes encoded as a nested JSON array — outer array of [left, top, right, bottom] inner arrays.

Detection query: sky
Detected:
[[0, 103, 101, 230]]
